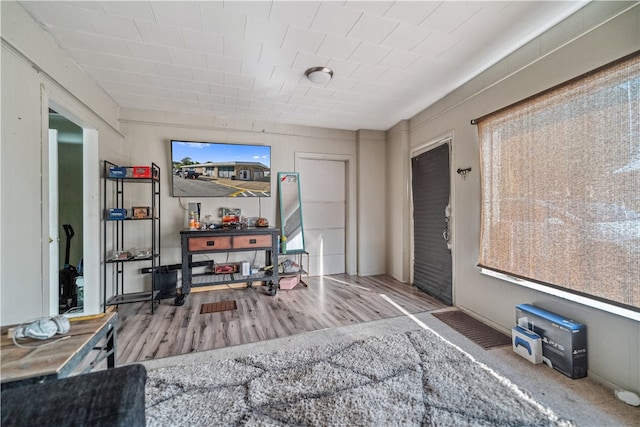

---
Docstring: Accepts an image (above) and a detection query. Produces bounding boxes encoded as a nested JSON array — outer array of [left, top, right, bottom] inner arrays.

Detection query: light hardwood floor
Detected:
[[115, 274, 446, 364]]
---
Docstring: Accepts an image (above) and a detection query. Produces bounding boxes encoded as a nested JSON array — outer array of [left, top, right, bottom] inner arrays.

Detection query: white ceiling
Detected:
[[20, 1, 589, 131]]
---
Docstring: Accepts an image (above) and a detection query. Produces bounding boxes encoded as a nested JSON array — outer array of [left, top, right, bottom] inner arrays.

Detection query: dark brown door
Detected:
[[411, 143, 452, 305]]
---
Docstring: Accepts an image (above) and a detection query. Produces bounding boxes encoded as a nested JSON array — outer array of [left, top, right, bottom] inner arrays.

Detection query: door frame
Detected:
[[409, 133, 455, 301], [41, 87, 101, 316], [294, 152, 356, 276], [48, 129, 60, 315]]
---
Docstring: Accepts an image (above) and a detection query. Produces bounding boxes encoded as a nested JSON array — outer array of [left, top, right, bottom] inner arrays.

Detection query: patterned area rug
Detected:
[[145, 327, 574, 426]]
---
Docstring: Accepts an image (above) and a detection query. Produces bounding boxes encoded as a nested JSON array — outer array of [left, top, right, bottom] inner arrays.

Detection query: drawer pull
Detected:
[[249, 239, 257, 244], [206, 241, 215, 246]]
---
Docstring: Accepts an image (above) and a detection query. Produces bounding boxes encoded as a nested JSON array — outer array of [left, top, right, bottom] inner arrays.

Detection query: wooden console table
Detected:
[[178, 227, 279, 305], [0, 312, 117, 389]]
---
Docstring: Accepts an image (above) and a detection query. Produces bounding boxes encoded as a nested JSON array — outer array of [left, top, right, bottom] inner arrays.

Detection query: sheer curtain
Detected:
[[477, 52, 639, 310]]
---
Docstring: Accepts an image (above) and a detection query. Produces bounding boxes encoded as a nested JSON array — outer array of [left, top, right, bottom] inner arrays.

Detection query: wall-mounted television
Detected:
[[170, 140, 271, 197]]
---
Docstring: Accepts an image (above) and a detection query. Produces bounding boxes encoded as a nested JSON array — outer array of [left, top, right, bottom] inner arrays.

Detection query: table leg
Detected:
[[106, 324, 116, 369]]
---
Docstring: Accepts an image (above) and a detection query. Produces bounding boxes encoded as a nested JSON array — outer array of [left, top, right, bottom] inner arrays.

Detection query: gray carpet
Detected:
[[145, 327, 574, 426]]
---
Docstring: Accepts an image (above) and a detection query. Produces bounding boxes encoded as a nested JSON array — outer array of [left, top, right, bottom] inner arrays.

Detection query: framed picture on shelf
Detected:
[[132, 206, 150, 219]]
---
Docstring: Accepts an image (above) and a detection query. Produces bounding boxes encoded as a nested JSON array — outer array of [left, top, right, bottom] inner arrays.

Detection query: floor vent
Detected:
[[432, 310, 511, 349], [200, 300, 237, 314]]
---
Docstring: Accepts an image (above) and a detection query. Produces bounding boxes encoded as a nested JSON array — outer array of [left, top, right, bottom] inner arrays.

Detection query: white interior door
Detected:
[[297, 158, 346, 276], [48, 129, 59, 315]]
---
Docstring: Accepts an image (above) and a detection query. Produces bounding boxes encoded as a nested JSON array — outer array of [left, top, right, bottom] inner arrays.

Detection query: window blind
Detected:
[[477, 51, 640, 311]]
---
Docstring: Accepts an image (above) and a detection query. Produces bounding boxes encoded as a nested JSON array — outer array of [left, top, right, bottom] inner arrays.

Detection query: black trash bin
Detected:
[[154, 268, 177, 299]]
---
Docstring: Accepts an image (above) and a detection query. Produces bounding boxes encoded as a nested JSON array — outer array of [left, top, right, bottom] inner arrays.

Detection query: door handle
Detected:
[[443, 215, 451, 248]]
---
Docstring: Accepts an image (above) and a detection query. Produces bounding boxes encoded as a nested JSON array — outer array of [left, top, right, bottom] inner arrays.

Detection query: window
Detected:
[[476, 52, 639, 312]]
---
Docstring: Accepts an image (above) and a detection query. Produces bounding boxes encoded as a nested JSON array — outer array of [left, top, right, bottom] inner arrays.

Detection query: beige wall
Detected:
[[356, 130, 386, 276], [1, 45, 45, 321], [1, 2, 124, 324], [385, 120, 411, 282], [394, 2, 640, 394]]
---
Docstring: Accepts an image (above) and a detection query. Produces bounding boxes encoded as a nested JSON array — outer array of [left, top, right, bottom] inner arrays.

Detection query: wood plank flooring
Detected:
[[115, 274, 446, 364]]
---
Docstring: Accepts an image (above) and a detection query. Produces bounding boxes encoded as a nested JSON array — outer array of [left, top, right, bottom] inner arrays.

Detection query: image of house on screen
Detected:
[[181, 162, 270, 181]]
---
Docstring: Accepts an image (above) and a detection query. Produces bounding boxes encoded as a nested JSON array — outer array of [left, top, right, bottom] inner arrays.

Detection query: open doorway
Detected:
[[49, 109, 84, 313]]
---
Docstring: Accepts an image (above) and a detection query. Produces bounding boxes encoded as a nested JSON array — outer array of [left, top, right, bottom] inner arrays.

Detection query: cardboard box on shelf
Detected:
[[279, 275, 300, 290], [108, 166, 127, 178], [107, 208, 127, 220], [132, 166, 151, 178]]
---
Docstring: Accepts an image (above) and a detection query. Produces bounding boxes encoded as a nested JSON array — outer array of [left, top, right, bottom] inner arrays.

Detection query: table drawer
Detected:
[[188, 236, 232, 252], [233, 234, 272, 249]]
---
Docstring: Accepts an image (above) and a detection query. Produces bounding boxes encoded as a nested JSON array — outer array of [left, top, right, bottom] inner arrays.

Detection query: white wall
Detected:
[[395, 2, 640, 394], [1, 45, 45, 322], [1, 2, 124, 324]]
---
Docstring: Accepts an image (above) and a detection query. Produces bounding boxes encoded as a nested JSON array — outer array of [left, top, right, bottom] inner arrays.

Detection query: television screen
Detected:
[[170, 140, 271, 197]]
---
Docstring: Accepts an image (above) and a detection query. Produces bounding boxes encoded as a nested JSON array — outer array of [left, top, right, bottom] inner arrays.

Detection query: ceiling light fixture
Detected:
[[305, 67, 334, 84]]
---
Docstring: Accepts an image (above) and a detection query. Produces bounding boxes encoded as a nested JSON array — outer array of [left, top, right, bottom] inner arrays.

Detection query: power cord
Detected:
[[178, 196, 188, 211], [13, 334, 70, 349]]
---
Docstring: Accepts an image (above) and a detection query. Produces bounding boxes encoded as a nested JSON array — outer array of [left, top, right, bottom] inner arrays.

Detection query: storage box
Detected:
[[108, 167, 128, 178], [279, 275, 300, 290], [512, 326, 542, 364], [154, 268, 177, 299], [132, 166, 151, 178], [107, 208, 127, 220], [516, 304, 587, 378], [214, 263, 239, 274], [112, 250, 133, 260]]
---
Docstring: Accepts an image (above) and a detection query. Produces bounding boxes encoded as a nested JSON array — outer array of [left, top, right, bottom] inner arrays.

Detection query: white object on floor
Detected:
[[614, 389, 640, 406]]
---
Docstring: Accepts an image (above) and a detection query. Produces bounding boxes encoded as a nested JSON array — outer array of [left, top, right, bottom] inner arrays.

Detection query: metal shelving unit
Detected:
[[103, 160, 161, 313]]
